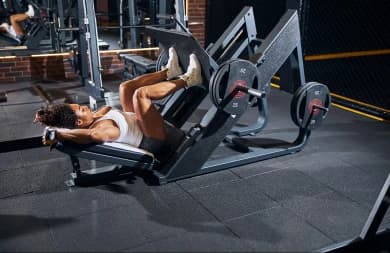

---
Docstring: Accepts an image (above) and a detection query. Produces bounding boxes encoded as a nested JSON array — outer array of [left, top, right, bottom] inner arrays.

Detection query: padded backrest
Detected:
[[56, 141, 155, 163]]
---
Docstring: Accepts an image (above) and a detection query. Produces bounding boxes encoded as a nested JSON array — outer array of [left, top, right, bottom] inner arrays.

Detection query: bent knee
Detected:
[[119, 82, 128, 92], [133, 87, 150, 100], [119, 80, 136, 93]]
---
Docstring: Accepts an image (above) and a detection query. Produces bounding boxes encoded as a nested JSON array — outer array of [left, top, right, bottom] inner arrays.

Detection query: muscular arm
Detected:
[[55, 120, 120, 144]]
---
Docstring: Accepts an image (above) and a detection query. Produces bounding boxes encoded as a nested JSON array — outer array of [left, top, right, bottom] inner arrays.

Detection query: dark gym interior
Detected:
[[0, 0, 389, 252]]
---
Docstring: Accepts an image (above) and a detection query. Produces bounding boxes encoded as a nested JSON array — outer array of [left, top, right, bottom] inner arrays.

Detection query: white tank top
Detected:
[[94, 109, 143, 147]]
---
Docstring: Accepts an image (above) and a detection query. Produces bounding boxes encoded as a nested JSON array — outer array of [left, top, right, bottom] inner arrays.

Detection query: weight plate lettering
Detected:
[[290, 82, 331, 130], [209, 59, 259, 115]]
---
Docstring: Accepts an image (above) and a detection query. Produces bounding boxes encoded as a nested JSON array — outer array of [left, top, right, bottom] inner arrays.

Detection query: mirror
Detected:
[[0, 0, 181, 55]]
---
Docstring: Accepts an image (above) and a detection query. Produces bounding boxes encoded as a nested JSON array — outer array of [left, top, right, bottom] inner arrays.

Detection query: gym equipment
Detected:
[[23, 6, 51, 49], [0, 33, 20, 46], [0, 84, 53, 104], [68, 0, 189, 110], [123, 6, 266, 135], [206, 6, 258, 65], [290, 82, 330, 130], [121, 54, 157, 80], [53, 8, 330, 186], [119, 0, 185, 48], [208, 59, 263, 116], [319, 173, 390, 253], [0, 1, 55, 50], [0, 136, 43, 153]]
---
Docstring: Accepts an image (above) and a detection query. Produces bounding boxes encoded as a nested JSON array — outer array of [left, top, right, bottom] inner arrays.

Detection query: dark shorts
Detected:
[[138, 121, 185, 160], [138, 135, 164, 154]]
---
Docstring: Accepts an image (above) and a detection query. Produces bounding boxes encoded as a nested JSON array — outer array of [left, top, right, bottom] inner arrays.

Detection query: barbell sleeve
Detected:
[[237, 86, 266, 98]]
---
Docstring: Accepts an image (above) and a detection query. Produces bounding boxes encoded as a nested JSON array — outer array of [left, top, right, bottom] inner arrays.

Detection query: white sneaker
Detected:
[[1, 24, 21, 44], [25, 4, 35, 18], [163, 47, 183, 80], [179, 53, 203, 88]]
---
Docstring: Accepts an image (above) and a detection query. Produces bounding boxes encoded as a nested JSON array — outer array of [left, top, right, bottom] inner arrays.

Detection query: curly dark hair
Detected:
[[36, 103, 77, 128]]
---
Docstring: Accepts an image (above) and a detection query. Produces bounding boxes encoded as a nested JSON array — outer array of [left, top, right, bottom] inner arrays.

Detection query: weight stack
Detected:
[[300, 0, 390, 117]]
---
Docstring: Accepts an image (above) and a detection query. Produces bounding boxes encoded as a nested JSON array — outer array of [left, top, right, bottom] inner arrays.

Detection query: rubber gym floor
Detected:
[[0, 79, 389, 252]]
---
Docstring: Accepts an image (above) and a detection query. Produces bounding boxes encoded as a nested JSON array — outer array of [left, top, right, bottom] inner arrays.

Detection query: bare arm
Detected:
[[54, 120, 120, 145]]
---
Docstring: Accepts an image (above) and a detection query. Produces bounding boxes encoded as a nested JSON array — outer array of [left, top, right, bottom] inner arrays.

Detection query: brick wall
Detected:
[[0, 49, 159, 84], [0, 56, 32, 83], [187, 0, 207, 47]]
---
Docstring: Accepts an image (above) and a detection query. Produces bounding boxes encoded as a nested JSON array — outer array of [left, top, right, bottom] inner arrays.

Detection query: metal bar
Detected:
[[119, 0, 124, 48], [57, 23, 175, 32], [57, 27, 80, 32], [76, 0, 89, 86], [237, 85, 265, 98], [360, 173, 390, 239], [97, 24, 175, 29], [128, 0, 138, 48], [56, 0, 66, 50], [85, 0, 104, 99], [331, 96, 390, 121], [279, 46, 306, 94], [0, 136, 43, 153], [175, 0, 186, 30], [161, 127, 310, 184], [250, 9, 302, 90], [207, 6, 255, 58]]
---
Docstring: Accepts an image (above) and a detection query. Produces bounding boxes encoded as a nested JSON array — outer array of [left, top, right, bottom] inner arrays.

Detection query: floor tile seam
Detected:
[[0, 191, 37, 201], [234, 168, 334, 203], [0, 163, 24, 173], [175, 182, 242, 239], [223, 203, 338, 251], [20, 156, 69, 168], [114, 234, 179, 252], [182, 176, 244, 192], [338, 157, 389, 175], [44, 202, 135, 221], [0, 157, 68, 191], [0, 200, 131, 218], [236, 183, 363, 239], [278, 196, 340, 244], [285, 168, 363, 198], [232, 166, 289, 180], [222, 205, 282, 223], [0, 190, 35, 200], [296, 169, 377, 211], [238, 168, 288, 179]]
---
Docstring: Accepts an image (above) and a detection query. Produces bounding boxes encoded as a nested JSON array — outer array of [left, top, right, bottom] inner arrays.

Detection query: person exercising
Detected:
[[0, 3, 35, 44], [33, 48, 203, 154]]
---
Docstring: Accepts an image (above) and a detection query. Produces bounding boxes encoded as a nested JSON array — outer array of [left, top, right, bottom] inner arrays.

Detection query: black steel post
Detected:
[[76, 0, 89, 86]]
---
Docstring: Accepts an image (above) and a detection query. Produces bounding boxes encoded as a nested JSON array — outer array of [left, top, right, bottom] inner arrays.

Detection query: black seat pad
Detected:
[[56, 141, 154, 163]]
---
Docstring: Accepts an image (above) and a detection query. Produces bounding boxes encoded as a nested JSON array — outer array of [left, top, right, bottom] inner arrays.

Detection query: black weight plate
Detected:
[[209, 59, 234, 107], [210, 59, 259, 115], [291, 82, 331, 129], [291, 82, 323, 128], [304, 83, 330, 129], [290, 82, 317, 127]]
